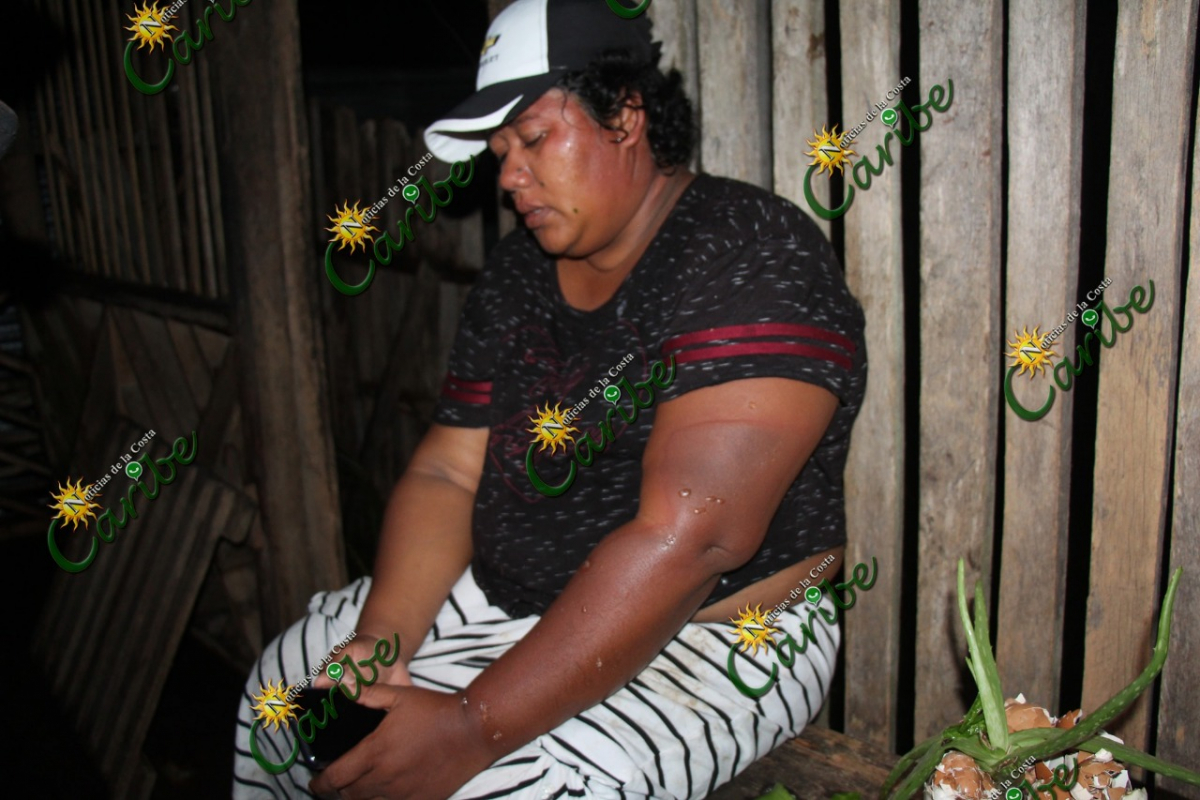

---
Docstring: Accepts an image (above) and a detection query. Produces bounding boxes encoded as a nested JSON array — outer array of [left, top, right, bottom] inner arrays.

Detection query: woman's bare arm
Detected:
[[354, 423, 488, 663]]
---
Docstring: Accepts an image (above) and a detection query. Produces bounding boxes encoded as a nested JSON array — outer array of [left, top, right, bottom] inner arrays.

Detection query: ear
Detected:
[[609, 90, 648, 148]]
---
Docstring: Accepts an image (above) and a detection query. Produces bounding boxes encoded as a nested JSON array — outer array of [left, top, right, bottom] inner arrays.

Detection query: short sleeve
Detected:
[[433, 272, 498, 428], [656, 235, 866, 404]]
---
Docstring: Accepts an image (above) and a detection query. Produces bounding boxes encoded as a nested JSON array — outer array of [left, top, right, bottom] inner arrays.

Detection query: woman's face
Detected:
[[488, 89, 640, 258]]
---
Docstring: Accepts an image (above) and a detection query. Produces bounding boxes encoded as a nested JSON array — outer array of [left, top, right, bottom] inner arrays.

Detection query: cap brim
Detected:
[[425, 72, 564, 163]]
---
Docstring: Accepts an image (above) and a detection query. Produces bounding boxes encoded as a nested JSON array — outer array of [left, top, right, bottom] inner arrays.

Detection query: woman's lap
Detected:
[[233, 569, 840, 799]]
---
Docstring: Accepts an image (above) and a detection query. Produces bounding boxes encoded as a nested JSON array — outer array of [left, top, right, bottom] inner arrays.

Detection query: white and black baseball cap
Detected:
[[425, 0, 655, 163]]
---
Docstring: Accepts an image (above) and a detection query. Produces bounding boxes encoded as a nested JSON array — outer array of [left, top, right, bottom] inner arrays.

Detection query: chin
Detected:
[[530, 226, 573, 257]]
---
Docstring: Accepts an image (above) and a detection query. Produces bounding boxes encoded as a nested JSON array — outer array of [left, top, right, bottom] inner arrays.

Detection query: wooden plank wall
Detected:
[[28, 0, 226, 297], [648, 0, 1200, 783]]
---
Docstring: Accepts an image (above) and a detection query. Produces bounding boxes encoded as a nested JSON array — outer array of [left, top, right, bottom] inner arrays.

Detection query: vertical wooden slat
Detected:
[[648, 0, 700, 173], [357, 117, 381, 431], [177, 66, 203, 295], [1158, 77, 1200, 799], [148, 79, 186, 289], [995, 0, 1087, 711], [32, 70, 75, 261], [103, 2, 153, 284], [78, 0, 132, 278], [696, 0, 770, 187], [1084, 0, 1198, 753], [48, 0, 98, 272], [113, 0, 167, 284], [837, 0, 904, 752], [913, 0, 1004, 739], [180, 64, 214, 297], [198, 59, 227, 299], [772, 0, 829, 238], [59, 0, 114, 278]]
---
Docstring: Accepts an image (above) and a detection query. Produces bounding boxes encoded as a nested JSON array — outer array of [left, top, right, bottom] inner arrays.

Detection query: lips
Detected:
[[514, 199, 551, 228], [522, 208, 551, 228]]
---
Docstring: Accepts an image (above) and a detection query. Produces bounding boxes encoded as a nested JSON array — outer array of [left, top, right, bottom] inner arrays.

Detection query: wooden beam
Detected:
[[207, 0, 346, 631], [58, 274, 232, 334], [836, 0, 904, 753], [1083, 0, 1197, 754], [914, 0, 1004, 739]]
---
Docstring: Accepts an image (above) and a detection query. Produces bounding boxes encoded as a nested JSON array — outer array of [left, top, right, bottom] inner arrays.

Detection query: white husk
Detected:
[[924, 783, 968, 800]]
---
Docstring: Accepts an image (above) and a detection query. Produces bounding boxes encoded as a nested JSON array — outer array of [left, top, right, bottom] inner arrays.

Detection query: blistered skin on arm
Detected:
[[458, 376, 838, 764], [637, 378, 839, 571]]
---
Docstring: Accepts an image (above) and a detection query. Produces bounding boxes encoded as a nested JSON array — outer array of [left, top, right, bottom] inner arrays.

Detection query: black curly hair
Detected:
[[554, 44, 695, 169]]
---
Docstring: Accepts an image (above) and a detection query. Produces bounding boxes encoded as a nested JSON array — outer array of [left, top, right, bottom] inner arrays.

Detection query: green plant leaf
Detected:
[[885, 734, 954, 800], [957, 560, 1008, 752], [1073, 736, 1200, 786], [753, 783, 797, 800], [1000, 567, 1183, 770], [879, 733, 939, 798]]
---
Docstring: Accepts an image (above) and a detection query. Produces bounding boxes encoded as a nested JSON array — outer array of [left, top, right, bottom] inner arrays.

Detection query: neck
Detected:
[[557, 168, 695, 310]]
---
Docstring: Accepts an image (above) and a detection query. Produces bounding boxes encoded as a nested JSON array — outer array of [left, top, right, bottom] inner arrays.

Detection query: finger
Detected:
[[353, 681, 405, 710], [309, 736, 379, 797]]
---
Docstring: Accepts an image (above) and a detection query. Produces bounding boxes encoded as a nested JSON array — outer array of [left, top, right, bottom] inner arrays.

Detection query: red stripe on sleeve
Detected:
[[445, 375, 494, 393], [669, 342, 853, 371], [662, 323, 856, 355], [441, 387, 492, 405]]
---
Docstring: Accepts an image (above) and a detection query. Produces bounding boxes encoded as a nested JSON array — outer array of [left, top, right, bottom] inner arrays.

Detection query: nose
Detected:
[[498, 151, 533, 193]]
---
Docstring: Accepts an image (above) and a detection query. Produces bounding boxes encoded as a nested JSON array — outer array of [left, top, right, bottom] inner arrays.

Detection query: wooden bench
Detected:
[[711, 725, 898, 800]]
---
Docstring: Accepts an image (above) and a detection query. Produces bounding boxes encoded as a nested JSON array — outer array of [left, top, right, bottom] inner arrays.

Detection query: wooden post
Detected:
[[1084, 0, 1197, 754], [914, 0, 1004, 739], [1158, 76, 1200, 799], [696, 0, 771, 187], [836, 0, 904, 752], [208, 0, 345, 632], [995, 0, 1087, 712]]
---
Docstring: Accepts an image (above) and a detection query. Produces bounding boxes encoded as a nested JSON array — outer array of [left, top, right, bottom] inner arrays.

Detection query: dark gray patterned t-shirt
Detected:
[[434, 173, 867, 618]]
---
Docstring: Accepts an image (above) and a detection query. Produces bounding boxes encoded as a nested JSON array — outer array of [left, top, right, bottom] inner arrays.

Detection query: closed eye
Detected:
[[521, 132, 546, 149]]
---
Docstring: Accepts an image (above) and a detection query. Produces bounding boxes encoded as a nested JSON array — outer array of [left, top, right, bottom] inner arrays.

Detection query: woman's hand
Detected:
[[309, 684, 491, 800], [310, 630, 413, 695]]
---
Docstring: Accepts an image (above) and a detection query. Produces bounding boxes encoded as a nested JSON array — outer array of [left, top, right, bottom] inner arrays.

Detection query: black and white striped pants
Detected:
[[233, 568, 840, 799]]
